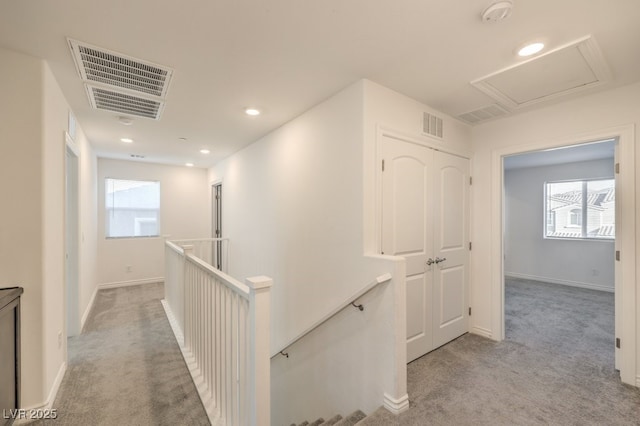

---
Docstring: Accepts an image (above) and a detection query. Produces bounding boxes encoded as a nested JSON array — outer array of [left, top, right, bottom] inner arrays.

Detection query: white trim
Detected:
[[470, 326, 493, 339], [383, 392, 410, 415], [80, 286, 98, 331], [636, 375, 640, 388], [161, 300, 218, 424], [491, 123, 636, 386], [97, 277, 164, 290], [15, 363, 67, 424], [505, 272, 614, 293]]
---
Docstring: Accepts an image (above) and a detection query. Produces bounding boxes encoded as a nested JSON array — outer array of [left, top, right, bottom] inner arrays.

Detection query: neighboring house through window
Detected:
[[544, 178, 614, 239], [106, 178, 160, 238]]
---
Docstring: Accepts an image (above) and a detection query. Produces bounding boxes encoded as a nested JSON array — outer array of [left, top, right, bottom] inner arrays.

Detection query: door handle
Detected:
[[426, 258, 435, 266], [435, 257, 447, 264]]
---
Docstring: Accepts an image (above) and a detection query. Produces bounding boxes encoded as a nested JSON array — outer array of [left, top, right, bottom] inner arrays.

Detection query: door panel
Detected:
[[381, 136, 433, 362], [433, 151, 469, 348], [381, 135, 469, 361]]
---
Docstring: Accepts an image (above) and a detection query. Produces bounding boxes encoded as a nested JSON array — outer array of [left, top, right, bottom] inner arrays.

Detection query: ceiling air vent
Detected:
[[423, 112, 443, 138], [68, 38, 172, 120], [458, 104, 509, 124], [86, 85, 165, 120], [68, 39, 173, 98]]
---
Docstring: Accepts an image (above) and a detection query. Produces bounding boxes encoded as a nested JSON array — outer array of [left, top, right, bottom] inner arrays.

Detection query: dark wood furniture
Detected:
[[0, 287, 23, 426]]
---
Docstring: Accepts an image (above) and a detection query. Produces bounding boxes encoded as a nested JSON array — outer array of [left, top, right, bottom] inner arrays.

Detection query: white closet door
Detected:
[[432, 151, 470, 348], [381, 135, 434, 362], [381, 135, 470, 362]]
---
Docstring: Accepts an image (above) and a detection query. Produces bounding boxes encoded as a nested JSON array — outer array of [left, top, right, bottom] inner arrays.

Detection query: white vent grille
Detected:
[[69, 39, 173, 97], [423, 112, 443, 138], [69, 39, 172, 120], [86, 85, 164, 120], [458, 104, 509, 124]]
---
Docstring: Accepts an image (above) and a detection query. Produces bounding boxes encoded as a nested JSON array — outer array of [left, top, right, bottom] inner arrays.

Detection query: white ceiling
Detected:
[[1, 0, 639, 167]]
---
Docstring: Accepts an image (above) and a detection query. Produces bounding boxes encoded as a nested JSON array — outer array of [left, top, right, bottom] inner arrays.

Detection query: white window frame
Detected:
[[105, 178, 161, 239], [544, 177, 614, 240]]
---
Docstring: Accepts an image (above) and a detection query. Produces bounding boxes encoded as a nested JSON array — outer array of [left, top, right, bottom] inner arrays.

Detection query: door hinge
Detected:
[[469, 176, 473, 185], [616, 337, 621, 349], [468, 307, 471, 316], [382, 159, 385, 172], [469, 242, 472, 251], [615, 163, 620, 174], [616, 250, 620, 261]]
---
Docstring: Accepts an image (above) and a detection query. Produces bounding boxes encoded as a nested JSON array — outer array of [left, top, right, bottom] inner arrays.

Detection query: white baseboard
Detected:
[[161, 299, 184, 347], [80, 286, 98, 332], [383, 392, 409, 415], [98, 277, 164, 290], [636, 375, 640, 388], [470, 326, 493, 339], [161, 300, 217, 423], [15, 362, 66, 424], [505, 272, 614, 293]]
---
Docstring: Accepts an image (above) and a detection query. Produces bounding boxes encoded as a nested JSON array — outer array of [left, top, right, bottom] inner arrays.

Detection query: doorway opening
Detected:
[[502, 139, 618, 371], [212, 182, 222, 270], [65, 134, 80, 340]]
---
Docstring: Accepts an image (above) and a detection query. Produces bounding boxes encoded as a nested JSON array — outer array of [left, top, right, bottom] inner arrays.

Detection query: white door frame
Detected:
[[490, 124, 637, 386], [65, 132, 81, 343]]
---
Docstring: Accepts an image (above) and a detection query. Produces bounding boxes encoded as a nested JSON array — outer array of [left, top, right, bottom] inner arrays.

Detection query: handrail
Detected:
[[170, 237, 229, 243], [270, 273, 392, 359], [166, 240, 185, 254], [184, 252, 250, 297]]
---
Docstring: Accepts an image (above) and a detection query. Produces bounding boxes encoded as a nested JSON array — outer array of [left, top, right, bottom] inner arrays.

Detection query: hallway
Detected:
[[50, 284, 209, 425]]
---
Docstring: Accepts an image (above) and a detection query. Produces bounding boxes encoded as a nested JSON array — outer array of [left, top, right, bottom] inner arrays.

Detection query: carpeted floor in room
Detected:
[[45, 283, 210, 425], [360, 277, 640, 425]]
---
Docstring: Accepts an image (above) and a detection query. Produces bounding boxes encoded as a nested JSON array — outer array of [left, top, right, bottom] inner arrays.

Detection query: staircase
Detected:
[[291, 409, 368, 426]]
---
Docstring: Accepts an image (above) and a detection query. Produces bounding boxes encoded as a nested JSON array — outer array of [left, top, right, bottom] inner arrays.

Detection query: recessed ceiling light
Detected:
[[518, 42, 545, 57], [120, 138, 133, 143], [245, 108, 261, 116], [200, 149, 210, 154], [118, 116, 133, 126], [185, 162, 194, 167]]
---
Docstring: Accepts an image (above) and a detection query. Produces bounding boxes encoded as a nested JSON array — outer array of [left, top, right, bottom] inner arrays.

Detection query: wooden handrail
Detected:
[[270, 273, 392, 359]]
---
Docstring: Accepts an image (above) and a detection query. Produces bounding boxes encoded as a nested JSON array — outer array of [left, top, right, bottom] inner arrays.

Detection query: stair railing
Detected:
[[164, 240, 271, 426], [271, 273, 392, 359]]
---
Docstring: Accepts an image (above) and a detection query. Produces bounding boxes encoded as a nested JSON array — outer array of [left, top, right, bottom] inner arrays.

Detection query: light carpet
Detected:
[[360, 278, 640, 425], [45, 283, 209, 425]]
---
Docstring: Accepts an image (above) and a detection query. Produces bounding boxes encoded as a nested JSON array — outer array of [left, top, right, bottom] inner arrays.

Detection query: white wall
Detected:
[[505, 159, 615, 291], [362, 80, 473, 254], [209, 80, 407, 423], [471, 81, 640, 384], [208, 79, 471, 423], [97, 159, 209, 286], [0, 47, 99, 409], [0, 46, 45, 408]]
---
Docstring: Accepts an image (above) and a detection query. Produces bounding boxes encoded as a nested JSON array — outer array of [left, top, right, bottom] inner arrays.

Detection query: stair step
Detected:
[[308, 418, 325, 426], [298, 422, 309, 426], [333, 410, 366, 426], [320, 414, 343, 425]]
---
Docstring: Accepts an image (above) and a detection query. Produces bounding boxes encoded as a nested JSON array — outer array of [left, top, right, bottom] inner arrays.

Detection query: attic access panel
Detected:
[[471, 36, 610, 110]]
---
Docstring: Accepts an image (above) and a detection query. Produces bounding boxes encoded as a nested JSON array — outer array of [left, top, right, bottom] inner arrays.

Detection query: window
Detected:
[[106, 178, 160, 238], [544, 178, 614, 240]]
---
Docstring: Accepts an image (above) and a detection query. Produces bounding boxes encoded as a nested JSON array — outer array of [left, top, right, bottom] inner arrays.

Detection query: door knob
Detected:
[[435, 257, 447, 264], [426, 258, 435, 266]]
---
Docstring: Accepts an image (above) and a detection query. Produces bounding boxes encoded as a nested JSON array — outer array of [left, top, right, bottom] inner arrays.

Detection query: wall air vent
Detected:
[[458, 104, 509, 124], [68, 39, 173, 98], [423, 112, 443, 138], [86, 85, 164, 120]]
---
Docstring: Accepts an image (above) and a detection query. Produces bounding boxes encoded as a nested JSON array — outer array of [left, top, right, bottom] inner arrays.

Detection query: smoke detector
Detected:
[[481, 1, 513, 23]]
